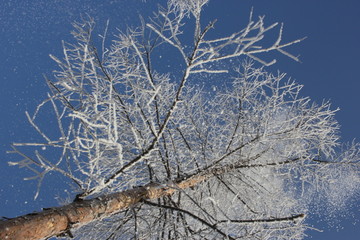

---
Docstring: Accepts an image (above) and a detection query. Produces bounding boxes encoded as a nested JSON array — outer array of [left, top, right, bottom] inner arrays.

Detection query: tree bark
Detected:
[[0, 173, 210, 240]]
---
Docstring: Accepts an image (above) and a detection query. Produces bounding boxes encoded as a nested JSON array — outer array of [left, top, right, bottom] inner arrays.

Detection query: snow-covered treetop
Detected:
[[8, 0, 359, 239]]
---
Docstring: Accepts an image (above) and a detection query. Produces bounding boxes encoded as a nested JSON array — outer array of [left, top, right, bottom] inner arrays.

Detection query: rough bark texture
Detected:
[[0, 173, 210, 240]]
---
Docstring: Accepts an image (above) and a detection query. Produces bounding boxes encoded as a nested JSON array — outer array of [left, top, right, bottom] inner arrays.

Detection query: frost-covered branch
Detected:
[[5, 1, 360, 239]]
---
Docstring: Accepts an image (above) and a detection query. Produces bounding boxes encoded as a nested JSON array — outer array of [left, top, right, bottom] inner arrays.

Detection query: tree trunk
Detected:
[[0, 173, 209, 240]]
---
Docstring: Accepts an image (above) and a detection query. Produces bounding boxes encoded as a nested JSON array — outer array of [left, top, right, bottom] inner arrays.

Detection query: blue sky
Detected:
[[0, 0, 359, 239]]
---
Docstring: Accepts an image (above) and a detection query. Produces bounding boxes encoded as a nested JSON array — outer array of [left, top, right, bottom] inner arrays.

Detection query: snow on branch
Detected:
[[6, 1, 359, 239]]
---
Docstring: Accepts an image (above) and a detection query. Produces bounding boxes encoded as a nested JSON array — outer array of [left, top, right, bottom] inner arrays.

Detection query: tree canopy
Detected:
[[1, 0, 359, 239]]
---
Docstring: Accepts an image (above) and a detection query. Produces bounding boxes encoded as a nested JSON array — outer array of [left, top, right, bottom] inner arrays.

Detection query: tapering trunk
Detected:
[[0, 173, 209, 240]]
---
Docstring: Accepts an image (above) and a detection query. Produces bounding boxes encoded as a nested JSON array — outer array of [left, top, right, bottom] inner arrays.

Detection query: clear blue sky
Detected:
[[0, 1, 359, 239]]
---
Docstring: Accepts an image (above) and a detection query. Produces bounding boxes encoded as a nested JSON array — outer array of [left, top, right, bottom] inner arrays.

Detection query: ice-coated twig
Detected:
[[6, 1, 359, 239]]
